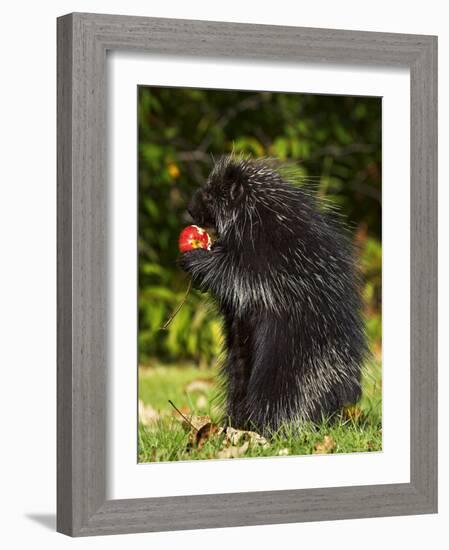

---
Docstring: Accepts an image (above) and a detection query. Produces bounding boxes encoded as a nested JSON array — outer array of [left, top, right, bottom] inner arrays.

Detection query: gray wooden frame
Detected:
[[57, 12, 438, 537]]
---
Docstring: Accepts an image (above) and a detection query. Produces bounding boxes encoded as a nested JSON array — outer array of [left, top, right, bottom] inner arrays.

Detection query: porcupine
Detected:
[[179, 156, 368, 433]]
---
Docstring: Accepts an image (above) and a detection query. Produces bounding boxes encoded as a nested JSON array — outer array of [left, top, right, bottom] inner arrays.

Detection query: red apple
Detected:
[[178, 225, 211, 253]]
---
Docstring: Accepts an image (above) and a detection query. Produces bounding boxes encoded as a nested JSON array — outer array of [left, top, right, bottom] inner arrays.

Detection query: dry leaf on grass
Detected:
[[314, 435, 336, 454], [174, 412, 219, 449], [187, 415, 213, 431], [138, 400, 160, 426], [194, 422, 219, 449], [343, 405, 364, 422], [184, 379, 214, 393], [218, 426, 269, 449], [170, 401, 270, 456], [366, 440, 378, 451], [217, 442, 249, 459], [215, 427, 269, 458]]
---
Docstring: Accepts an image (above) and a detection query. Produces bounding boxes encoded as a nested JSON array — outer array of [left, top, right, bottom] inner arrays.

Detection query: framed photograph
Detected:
[[135, 86, 383, 465], [57, 12, 437, 536]]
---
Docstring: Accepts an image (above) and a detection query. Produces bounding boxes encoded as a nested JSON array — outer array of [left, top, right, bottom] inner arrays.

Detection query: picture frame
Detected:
[[57, 12, 438, 536]]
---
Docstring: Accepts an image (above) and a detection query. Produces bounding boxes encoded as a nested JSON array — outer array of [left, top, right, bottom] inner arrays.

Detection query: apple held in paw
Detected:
[[178, 225, 212, 253]]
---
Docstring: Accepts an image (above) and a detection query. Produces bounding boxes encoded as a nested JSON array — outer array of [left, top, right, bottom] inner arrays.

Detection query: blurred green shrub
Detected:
[[138, 87, 382, 365]]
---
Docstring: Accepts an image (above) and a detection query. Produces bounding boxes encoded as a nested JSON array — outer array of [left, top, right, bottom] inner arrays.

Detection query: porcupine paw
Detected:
[[177, 248, 210, 273]]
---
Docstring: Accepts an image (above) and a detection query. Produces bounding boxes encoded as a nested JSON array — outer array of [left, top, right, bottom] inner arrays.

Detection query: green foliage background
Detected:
[[138, 87, 382, 367]]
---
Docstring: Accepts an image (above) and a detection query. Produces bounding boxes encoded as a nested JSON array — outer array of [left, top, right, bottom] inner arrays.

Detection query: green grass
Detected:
[[138, 360, 382, 462]]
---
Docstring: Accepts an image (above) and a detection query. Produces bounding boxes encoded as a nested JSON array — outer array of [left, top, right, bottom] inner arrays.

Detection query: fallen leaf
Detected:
[[185, 379, 214, 393], [367, 440, 379, 451], [218, 427, 269, 449], [195, 422, 219, 449], [188, 415, 212, 431], [278, 448, 290, 456], [314, 435, 336, 454], [138, 400, 160, 426], [184, 416, 220, 449], [217, 442, 249, 459], [343, 405, 364, 422]]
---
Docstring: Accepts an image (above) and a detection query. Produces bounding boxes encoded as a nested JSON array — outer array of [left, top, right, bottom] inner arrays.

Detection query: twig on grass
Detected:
[[168, 399, 198, 432]]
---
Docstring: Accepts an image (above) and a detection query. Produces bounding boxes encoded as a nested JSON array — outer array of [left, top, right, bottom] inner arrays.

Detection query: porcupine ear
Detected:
[[229, 180, 244, 201], [219, 160, 244, 202]]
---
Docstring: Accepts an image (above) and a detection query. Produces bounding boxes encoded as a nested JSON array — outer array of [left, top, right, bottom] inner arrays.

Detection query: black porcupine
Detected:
[[179, 156, 367, 433]]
